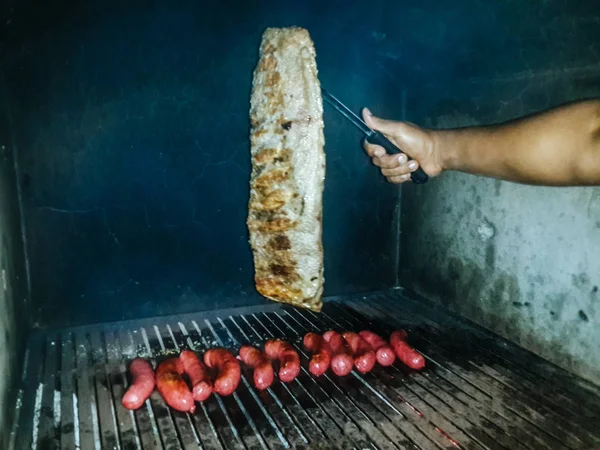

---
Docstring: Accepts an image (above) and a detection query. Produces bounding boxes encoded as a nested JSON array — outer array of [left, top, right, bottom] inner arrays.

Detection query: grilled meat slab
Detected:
[[248, 27, 325, 311]]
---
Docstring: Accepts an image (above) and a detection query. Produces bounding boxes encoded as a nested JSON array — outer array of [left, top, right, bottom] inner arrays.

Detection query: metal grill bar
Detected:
[[302, 306, 523, 450], [373, 294, 600, 422], [241, 313, 374, 450], [350, 301, 598, 446], [9, 290, 600, 450], [285, 309, 480, 449], [334, 300, 576, 450], [234, 314, 362, 450], [258, 311, 429, 450], [266, 311, 449, 450], [312, 304, 552, 450], [340, 295, 600, 448]]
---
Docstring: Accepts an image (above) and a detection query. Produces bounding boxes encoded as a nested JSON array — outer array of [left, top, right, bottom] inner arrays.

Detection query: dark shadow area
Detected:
[[1, 0, 400, 327]]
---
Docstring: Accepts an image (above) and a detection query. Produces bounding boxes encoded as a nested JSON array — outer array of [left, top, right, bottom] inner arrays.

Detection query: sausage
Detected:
[[322, 331, 353, 376], [122, 358, 156, 410], [264, 339, 301, 382], [179, 350, 213, 402], [342, 332, 376, 373], [359, 330, 396, 367], [239, 345, 274, 390], [303, 332, 331, 376], [390, 330, 426, 370], [156, 358, 196, 413], [203, 348, 241, 396]]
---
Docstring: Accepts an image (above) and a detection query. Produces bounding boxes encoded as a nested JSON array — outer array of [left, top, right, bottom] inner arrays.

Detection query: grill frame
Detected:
[[9, 289, 600, 450]]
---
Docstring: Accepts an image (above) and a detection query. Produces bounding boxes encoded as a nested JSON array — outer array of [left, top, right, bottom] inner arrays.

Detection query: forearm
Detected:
[[436, 99, 600, 185]]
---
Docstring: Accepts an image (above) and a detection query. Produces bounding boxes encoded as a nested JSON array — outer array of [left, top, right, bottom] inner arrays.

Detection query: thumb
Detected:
[[362, 108, 400, 137]]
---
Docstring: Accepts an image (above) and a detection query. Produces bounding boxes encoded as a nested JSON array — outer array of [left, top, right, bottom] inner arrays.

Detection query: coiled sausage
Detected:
[[303, 332, 331, 376], [156, 358, 195, 413], [264, 339, 300, 382], [359, 330, 396, 367], [180, 350, 212, 402], [239, 345, 274, 390], [323, 331, 353, 376], [342, 332, 376, 373], [203, 348, 241, 396]]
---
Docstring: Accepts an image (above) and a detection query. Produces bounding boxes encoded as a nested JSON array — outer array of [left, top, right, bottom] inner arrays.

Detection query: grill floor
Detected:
[[9, 289, 600, 450]]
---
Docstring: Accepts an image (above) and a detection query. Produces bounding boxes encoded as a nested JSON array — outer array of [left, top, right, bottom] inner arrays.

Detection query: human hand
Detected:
[[362, 108, 443, 184]]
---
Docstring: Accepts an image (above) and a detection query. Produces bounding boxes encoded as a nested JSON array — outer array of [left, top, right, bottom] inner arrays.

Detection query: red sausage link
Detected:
[[239, 345, 274, 390], [342, 332, 376, 373], [303, 332, 331, 376], [359, 330, 396, 367], [203, 348, 241, 396], [180, 350, 213, 402], [323, 331, 353, 376], [156, 358, 196, 413], [122, 358, 156, 410], [390, 330, 426, 370], [264, 339, 301, 382]]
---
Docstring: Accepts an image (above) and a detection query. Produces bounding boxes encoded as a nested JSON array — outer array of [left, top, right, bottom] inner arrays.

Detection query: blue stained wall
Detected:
[[2, 0, 402, 327], [2, 0, 600, 386]]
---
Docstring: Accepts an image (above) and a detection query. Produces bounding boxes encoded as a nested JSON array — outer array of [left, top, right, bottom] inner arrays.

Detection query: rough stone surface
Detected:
[[401, 73, 600, 385], [0, 95, 28, 448]]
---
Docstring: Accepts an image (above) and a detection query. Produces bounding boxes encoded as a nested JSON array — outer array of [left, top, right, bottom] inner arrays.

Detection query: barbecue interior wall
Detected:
[[0, 81, 29, 447], [1, 0, 402, 330], [393, 6, 600, 385], [1, 0, 600, 443]]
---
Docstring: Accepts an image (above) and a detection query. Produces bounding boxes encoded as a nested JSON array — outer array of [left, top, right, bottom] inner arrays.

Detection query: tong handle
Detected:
[[366, 131, 429, 184]]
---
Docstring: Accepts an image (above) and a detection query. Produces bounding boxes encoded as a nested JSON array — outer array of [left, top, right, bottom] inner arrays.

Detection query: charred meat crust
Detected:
[[248, 27, 325, 311]]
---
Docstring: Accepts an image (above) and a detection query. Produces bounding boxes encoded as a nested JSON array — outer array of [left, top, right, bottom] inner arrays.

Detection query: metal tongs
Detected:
[[322, 89, 428, 184]]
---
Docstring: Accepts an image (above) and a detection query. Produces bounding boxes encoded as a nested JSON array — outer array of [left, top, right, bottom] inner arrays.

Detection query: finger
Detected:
[[362, 108, 401, 136], [373, 153, 408, 169], [387, 174, 411, 184], [382, 160, 418, 177], [381, 163, 414, 177], [381, 160, 419, 177], [363, 141, 386, 158]]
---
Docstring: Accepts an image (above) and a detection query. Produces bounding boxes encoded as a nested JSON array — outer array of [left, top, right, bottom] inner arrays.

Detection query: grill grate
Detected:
[[9, 289, 600, 450]]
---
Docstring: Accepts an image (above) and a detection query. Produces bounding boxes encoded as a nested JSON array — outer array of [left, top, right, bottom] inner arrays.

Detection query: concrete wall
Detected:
[[400, 70, 600, 385], [0, 83, 29, 448]]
